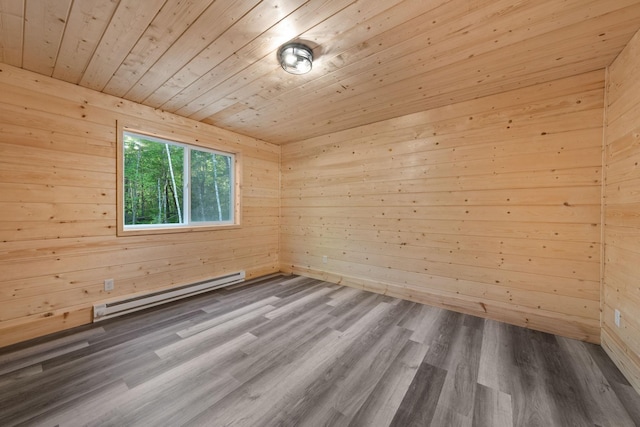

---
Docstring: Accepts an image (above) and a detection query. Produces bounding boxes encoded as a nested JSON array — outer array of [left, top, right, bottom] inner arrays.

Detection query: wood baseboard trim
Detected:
[[602, 327, 640, 394], [0, 307, 92, 349], [0, 266, 281, 349], [283, 264, 600, 344]]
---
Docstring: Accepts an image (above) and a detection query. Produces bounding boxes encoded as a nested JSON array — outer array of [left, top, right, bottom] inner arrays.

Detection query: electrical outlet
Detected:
[[322, 255, 328, 264], [104, 278, 114, 292], [614, 309, 621, 327]]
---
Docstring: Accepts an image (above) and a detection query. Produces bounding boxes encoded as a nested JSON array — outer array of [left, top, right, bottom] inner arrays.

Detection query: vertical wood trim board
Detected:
[[0, 64, 281, 347], [602, 27, 640, 393], [600, 66, 609, 338], [281, 71, 605, 344]]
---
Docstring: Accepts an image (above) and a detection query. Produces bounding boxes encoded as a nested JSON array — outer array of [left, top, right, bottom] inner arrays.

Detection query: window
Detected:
[[118, 129, 238, 234]]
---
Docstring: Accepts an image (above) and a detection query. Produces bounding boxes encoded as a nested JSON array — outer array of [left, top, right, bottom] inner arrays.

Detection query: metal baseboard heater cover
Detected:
[[93, 271, 245, 322]]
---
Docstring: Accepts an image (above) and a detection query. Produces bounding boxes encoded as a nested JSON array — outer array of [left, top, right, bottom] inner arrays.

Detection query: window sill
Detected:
[[116, 223, 241, 237]]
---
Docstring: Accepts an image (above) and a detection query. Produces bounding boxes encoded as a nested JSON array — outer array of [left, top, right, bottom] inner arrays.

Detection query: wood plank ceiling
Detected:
[[1, 0, 640, 144]]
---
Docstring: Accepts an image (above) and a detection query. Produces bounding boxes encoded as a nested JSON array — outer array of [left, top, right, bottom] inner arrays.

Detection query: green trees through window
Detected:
[[190, 148, 233, 222], [123, 131, 234, 228]]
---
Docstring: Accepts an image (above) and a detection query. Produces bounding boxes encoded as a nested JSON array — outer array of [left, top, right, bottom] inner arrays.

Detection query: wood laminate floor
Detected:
[[0, 275, 638, 427]]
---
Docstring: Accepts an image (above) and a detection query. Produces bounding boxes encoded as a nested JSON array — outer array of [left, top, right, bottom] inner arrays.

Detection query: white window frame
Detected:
[[117, 124, 241, 236]]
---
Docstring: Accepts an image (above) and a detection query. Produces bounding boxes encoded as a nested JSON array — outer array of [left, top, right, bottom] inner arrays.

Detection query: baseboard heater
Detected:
[[93, 271, 245, 322]]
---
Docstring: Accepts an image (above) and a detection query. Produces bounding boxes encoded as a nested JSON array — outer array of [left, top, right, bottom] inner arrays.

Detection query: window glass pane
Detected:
[[123, 133, 184, 226], [190, 149, 233, 222]]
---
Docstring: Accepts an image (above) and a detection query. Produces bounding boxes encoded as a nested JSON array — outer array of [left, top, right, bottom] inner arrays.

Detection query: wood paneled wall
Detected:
[[0, 65, 280, 347], [603, 29, 640, 392], [281, 71, 604, 343]]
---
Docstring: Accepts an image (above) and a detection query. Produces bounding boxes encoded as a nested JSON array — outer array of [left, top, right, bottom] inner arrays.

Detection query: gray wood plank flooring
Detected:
[[0, 274, 638, 427]]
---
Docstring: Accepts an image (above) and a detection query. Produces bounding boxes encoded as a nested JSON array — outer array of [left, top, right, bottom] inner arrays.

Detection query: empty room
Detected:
[[1, 0, 640, 425]]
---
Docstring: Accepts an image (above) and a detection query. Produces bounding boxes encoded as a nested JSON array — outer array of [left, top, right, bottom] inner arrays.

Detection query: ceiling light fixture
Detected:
[[278, 43, 313, 75]]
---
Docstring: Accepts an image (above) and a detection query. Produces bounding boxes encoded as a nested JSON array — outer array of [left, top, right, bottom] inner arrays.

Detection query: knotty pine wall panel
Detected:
[[0, 65, 280, 347], [603, 28, 640, 393], [281, 71, 604, 343]]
